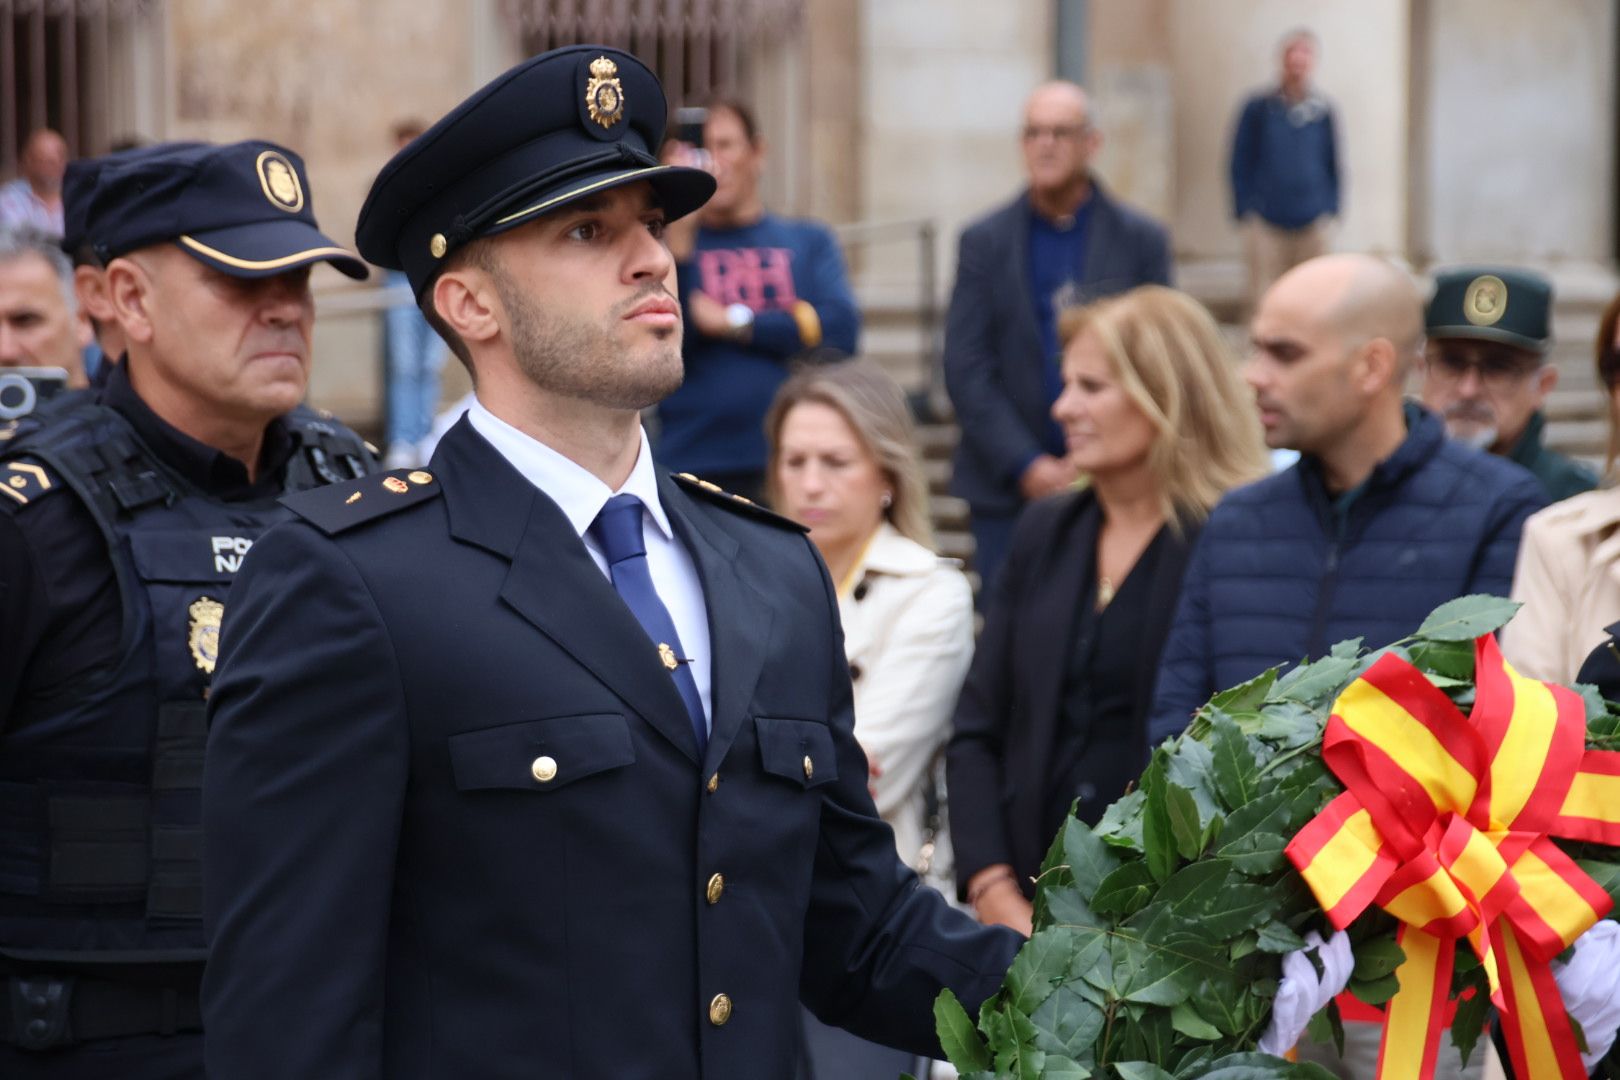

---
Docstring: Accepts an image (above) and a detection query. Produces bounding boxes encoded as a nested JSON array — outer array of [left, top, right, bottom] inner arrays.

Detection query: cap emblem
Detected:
[[585, 56, 625, 129], [256, 150, 305, 213], [1464, 274, 1508, 328]]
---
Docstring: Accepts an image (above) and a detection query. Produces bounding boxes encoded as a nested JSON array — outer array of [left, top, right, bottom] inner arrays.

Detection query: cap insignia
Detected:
[[188, 596, 224, 675], [256, 150, 305, 213], [1464, 274, 1508, 328], [586, 56, 625, 129]]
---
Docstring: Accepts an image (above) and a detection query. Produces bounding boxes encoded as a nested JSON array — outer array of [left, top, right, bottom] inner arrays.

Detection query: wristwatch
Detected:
[[724, 303, 754, 341]]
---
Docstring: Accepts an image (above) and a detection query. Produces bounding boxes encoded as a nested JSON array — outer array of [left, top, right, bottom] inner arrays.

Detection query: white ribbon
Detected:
[[1258, 929, 1355, 1058], [1553, 918, 1620, 1072]]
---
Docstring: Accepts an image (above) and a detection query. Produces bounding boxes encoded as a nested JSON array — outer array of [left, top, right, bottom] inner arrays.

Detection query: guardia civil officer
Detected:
[[0, 140, 375, 1078], [201, 47, 1022, 1079]]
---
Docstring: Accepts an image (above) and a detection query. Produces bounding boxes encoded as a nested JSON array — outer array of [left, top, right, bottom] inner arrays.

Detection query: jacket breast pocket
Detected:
[[754, 716, 839, 790], [448, 713, 634, 793]]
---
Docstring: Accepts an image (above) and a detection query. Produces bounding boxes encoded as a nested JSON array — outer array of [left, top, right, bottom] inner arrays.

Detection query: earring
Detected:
[[880, 491, 893, 509]]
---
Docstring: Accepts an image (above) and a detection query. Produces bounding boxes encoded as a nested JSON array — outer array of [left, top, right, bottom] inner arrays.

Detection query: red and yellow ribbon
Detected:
[[1285, 635, 1620, 1079]]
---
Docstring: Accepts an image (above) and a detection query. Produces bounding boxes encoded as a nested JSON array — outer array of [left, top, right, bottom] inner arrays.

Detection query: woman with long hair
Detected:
[[949, 285, 1268, 936]]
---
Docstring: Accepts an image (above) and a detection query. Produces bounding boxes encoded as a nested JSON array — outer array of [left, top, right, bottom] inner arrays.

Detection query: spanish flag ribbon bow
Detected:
[[1285, 635, 1620, 1079]]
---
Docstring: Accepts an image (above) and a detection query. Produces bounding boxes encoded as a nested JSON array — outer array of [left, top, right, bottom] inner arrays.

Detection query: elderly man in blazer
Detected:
[[944, 81, 1172, 591], [199, 47, 1020, 1080]]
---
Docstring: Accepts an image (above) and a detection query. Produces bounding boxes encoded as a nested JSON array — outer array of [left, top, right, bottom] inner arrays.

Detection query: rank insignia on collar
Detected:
[[189, 596, 224, 675], [585, 56, 625, 128]]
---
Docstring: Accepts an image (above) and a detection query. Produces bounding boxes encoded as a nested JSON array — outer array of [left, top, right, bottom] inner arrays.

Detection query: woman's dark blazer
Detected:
[[946, 488, 1201, 901]]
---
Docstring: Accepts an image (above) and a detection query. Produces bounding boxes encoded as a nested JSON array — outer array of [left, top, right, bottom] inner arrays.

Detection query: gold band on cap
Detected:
[[492, 166, 674, 228], [178, 235, 359, 271]]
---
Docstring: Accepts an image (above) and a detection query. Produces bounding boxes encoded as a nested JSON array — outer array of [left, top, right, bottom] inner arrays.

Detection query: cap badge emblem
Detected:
[[188, 596, 224, 675], [383, 476, 410, 494], [586, 56, 625, 129], [1464, 274, 1507, 327], [256, 150, 305, 213]]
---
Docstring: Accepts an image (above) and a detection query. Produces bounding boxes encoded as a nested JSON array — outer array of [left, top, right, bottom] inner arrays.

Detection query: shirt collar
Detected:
[[465, 396, 673, 542], [102, 359, 296, 498]]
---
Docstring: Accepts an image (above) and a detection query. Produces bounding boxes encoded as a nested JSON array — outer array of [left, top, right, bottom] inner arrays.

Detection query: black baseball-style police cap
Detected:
[[62, 141, 205, 260], [84, 140, 368, 280], [1426, 267, 1552, 353], [355, 45, 716, 297]]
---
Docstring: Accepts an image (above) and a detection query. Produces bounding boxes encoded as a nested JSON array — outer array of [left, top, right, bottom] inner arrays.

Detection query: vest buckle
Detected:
[[9, 976, 74, 1050]]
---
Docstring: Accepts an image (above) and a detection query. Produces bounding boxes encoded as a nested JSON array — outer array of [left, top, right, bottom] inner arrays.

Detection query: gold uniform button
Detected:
[[802, 755, 814, 780], [709, 993, 732, 1026], [706, 873, 725, 904], [706, 772, 719, 793], [531, 755, 558, 783], [429, 233, 448, 258]]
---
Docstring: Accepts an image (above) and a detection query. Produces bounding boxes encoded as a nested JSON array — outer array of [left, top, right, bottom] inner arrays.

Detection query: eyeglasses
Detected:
[[1425, 348, 1542, 391], [1022, 124, 1089, 143]]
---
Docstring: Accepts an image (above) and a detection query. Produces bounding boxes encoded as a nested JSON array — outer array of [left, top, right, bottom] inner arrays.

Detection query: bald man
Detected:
[[1149, 254, 1544, 741], [943, 80, 1171, 593], [0, 129, 68, 236]]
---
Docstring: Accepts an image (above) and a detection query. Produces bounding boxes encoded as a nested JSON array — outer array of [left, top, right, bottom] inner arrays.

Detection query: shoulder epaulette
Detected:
[[0, 455, 64, 509], [282, 467, 442, 535], [672, 472, 807, 533]]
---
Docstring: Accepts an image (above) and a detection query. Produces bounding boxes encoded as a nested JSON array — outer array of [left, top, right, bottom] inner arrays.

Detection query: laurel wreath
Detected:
[[929, 595, 1620, 1080]]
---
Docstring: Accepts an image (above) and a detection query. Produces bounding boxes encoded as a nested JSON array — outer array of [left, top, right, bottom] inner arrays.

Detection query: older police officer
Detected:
[[0, 140, 374, 1078], [201, 47, 1020, 1079], [1419, 266, 1598, 501]]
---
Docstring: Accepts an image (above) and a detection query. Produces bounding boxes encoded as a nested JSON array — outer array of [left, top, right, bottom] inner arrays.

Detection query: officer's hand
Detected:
[[1019, 454, 1078, 501], [687, 290, 730, 339]]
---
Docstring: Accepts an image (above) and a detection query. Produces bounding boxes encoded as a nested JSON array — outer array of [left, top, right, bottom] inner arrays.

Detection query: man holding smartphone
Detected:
[[0, 139, 377, 1079]]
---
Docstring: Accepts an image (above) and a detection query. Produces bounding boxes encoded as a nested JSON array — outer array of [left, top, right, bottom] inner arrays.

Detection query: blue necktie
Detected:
[[589, 494, 708, 756]]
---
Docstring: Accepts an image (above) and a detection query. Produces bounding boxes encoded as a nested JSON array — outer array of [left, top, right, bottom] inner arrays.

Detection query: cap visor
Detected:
[[487, 164, 716, 237], [1425, 324, 1549, 352], [179, 219, 370, 280]]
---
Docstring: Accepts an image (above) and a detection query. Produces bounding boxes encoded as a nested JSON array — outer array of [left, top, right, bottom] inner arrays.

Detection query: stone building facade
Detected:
[[4, 0, 1614, 423]]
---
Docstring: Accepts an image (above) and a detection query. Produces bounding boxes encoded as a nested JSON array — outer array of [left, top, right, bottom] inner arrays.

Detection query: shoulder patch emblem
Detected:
[[282, 468, 442, 535], [0, 457, 61, 508], [672, 472, 808, 532]]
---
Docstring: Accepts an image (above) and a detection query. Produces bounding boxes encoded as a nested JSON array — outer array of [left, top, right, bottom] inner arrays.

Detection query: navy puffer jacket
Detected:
[[1149, 405, 1547, 741]]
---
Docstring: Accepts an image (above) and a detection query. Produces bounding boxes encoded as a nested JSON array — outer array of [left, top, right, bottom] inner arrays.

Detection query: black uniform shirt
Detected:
[[0, 362, 296, 728]]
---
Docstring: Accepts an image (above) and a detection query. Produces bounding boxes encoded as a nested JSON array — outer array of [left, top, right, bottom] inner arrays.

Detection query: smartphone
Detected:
[[672, 106, 708, 148], [0, 367, 70, 421]]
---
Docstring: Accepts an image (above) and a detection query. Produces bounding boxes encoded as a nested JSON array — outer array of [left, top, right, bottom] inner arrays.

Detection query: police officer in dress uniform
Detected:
[[201, 47, 1021, 1079], [0, 140, 375, 1079]]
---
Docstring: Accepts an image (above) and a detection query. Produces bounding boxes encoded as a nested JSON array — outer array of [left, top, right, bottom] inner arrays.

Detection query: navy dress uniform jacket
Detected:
[[201, 419, 1020, 1079]]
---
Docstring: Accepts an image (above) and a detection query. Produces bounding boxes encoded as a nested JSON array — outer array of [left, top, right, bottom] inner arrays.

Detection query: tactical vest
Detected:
[[0, 400, 374, 965]]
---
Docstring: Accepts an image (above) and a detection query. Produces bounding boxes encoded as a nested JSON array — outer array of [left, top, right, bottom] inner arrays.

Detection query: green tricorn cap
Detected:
[[1425, 266, 1552, 353]]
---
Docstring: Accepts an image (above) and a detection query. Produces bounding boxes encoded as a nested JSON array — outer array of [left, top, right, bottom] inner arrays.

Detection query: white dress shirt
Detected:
[[467, 400, 713, 728]]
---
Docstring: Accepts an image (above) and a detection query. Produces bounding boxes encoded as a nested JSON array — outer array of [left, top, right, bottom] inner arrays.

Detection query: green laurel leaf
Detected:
[[1005, 927, 1077, 1016], [1414, 594, 1522, 642], [933, 989, 990, 1071]]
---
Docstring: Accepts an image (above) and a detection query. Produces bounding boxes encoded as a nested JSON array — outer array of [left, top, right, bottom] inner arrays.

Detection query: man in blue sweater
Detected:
[[1229, 30, 1340, 310], [1151, 254, 1546, 748], [657, 99, 859, 503]]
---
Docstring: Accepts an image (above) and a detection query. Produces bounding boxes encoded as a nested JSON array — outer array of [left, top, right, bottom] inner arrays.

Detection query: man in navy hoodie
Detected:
[[657, 99, 859, 504]]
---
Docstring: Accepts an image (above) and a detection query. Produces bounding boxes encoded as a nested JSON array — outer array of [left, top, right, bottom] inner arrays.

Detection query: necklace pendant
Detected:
[[1097, 576, 1116, 609]]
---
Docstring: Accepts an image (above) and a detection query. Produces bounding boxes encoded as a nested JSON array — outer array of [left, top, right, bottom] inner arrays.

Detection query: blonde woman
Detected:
[[949, 285, 1268, 937], [766, 359, 974, 1080], [766, 359, 972, 876], [1507, 291, 1620, 683]]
